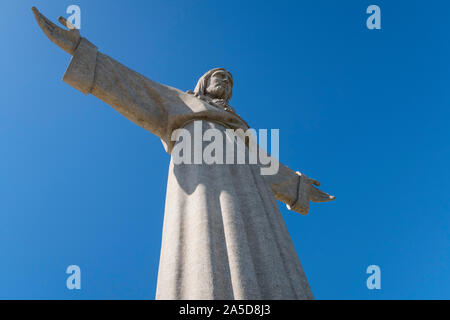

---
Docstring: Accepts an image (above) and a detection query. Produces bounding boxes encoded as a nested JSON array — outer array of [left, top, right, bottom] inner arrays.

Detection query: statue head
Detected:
[[188, 67, 248, 127], [193, 68, 233, 104]]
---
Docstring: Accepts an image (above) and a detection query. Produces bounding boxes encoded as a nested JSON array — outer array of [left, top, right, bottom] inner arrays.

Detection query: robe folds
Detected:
[[62, 38, 314, 299]]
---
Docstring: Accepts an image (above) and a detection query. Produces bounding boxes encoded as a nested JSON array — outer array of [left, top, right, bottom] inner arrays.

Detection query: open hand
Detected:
[[305, 177, 335, 203], [32, 7, 81, 55]]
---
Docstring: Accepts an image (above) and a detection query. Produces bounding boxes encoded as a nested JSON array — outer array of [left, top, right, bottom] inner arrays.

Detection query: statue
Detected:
[[32, 7, 335, 300]]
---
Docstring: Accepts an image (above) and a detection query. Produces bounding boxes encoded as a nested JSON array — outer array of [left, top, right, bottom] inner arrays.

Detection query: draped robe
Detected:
[[62, 38, 314, 300]]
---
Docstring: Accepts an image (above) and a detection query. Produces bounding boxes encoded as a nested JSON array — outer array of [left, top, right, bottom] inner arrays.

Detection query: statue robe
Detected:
[[62, 38, 314, 300]]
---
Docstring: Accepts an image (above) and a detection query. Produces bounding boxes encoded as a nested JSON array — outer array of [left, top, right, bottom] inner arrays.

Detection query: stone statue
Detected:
[[32, 7, 335, 300]]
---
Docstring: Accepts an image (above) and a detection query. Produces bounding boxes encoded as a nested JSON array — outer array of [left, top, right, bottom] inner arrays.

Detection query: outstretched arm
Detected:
[[239, 130, 335, 215], [32, 7, 186, 141], [264, 161, 335, 215]]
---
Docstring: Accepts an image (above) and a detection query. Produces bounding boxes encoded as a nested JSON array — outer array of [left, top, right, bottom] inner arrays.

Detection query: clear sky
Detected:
[[0, 0, 449, 299]]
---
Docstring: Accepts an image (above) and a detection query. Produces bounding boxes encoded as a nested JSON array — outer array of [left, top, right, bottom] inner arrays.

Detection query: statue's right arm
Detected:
[[32, 7, 182, 140]]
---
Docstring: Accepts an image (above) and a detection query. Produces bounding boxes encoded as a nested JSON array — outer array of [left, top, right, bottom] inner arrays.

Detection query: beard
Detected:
[[205, 84, 228, 100]]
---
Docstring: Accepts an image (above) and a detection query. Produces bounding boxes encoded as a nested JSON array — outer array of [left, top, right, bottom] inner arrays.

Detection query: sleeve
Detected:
[[62, 37, 187, 140], [264, 163, 312, 215]]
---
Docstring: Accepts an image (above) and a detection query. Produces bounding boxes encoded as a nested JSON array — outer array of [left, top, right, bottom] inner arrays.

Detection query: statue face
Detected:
[[205, 70, 232, 100]]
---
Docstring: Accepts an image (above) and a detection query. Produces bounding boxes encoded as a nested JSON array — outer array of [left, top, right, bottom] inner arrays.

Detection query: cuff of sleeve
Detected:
[[286, 171, 310, 215], [63, 38, 98, 95]]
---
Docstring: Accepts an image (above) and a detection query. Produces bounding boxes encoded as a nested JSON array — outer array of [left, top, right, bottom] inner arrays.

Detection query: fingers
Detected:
[[32, 7, 58, 30], [58, 16, 68, 28], [299, 173, 320, 186], [310, 186, 335, 202], [58, 16, 76, 30], [32, 7, 52, 33], [32, 7, 61, 39]]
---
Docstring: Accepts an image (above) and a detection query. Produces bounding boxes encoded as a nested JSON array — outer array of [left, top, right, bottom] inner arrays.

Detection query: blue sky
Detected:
[[0, 0, 449, 299]]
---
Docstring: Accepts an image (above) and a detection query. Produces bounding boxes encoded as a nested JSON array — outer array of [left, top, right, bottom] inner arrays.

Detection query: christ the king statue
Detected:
[[32, 7, 335, 300]]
